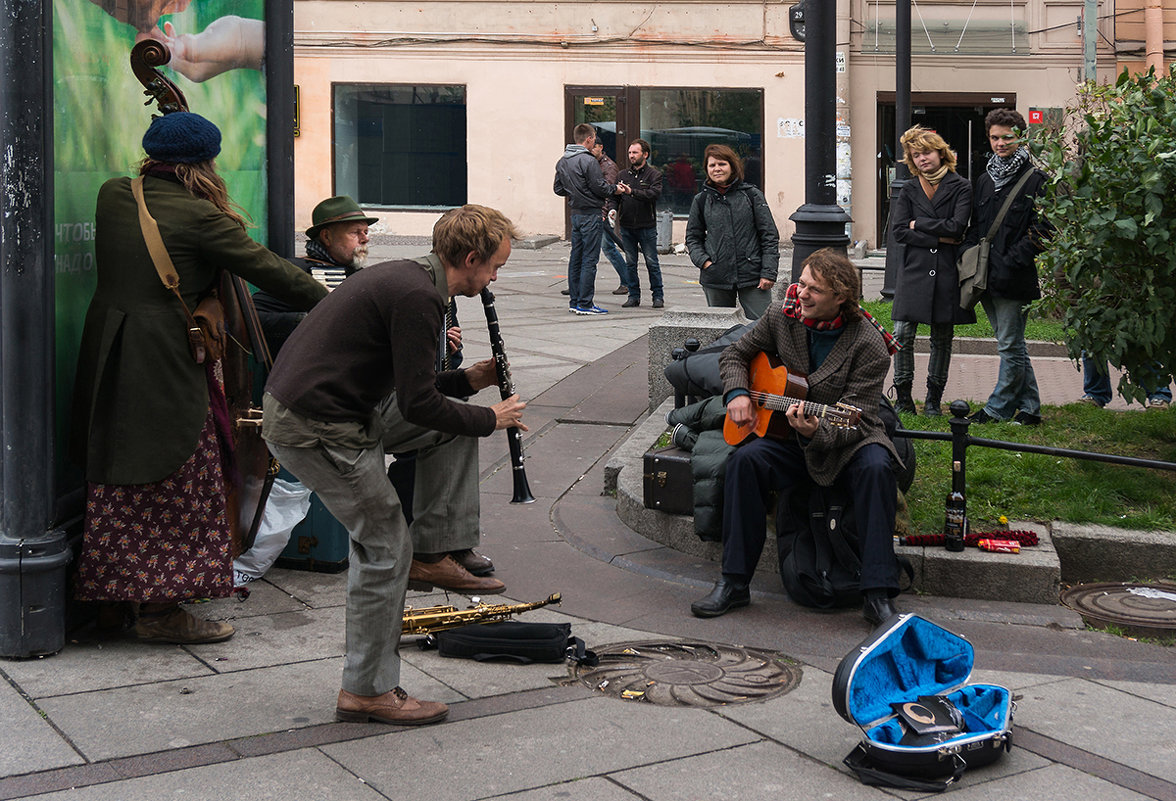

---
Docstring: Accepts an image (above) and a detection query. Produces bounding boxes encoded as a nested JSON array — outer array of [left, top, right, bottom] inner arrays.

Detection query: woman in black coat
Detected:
[[890, 126, 974, 416]]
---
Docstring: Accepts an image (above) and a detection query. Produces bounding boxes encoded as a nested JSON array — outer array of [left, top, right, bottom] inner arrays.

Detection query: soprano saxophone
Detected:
[[401, 593, 561, 636], [480, 287, 535, 503]]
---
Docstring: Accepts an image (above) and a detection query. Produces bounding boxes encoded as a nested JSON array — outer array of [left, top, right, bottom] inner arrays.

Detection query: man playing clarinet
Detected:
[[263, 205, 525, 726]]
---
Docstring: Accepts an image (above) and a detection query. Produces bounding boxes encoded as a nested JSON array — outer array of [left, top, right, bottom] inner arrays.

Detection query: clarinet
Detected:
[[480, 287, 536, 503]]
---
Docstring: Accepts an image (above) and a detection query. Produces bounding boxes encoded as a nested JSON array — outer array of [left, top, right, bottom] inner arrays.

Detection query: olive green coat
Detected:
[[72, 175, 327, 485]]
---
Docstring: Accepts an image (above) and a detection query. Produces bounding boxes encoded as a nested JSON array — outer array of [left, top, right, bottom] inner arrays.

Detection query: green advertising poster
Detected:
[[53, 0, 268, 488]]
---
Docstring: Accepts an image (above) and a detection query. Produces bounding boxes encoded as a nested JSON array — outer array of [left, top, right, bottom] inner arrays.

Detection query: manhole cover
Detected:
[[1061, 582, 1176, 640], [569, 640, 802, 707]]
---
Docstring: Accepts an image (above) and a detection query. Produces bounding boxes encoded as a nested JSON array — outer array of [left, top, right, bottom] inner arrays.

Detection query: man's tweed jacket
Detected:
[[718, 302, 899, 486]]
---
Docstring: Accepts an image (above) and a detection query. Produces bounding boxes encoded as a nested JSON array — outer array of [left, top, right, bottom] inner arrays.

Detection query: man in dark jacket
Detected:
[[262, 205, 525, 727], [590, 139, 633, 297], [554, 123, 622, 315], [690, 249, 901, 626], [617, 138, 665, 308], [964, 109, 1048, 426]]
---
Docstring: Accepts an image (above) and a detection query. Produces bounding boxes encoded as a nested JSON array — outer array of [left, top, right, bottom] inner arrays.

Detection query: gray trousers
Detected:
[[381, 397, 480, 554], [263, 393, 479, 696]]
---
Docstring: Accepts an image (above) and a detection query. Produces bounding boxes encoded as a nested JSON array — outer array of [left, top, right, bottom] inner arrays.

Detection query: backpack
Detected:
[[777, 485, 864, 609], [776, 480, 914, 610]]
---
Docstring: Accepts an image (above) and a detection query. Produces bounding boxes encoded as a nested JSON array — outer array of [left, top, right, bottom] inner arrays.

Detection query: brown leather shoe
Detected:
[[133, 606, 235, 644], [408, 555, 505, 594], [449, 548, 494, 576], [336, 687, 448, 725]]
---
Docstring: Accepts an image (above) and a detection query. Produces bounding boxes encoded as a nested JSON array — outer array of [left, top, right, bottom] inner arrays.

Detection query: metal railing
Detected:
[[896, 400, 1176, 523]]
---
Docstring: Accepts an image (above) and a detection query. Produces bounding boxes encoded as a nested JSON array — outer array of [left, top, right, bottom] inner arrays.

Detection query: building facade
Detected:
[[291, 0, 1170, 248]]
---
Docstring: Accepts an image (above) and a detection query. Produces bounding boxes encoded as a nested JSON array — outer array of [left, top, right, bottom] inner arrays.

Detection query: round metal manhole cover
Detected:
[[1061, 582, 1176, 640], [569, 640, 802, 707]]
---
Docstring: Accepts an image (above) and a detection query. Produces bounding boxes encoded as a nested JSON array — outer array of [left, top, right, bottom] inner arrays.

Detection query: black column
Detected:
[[789, 0, 851, 281], [881, 0, 912, 298], [266, 0, 295, 257], [0, 0, 71, 658]]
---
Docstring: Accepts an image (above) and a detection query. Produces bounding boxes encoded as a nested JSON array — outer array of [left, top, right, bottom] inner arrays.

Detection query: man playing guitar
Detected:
[[690, 248, 904, 626]]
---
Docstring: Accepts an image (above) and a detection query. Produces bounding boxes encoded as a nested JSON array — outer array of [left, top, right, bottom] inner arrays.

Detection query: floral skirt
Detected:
[[74, 410, 233, 603]]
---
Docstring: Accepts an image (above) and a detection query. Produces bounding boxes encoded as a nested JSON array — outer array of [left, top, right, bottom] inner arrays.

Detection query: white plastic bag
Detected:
[[233, 477, 312, 586]]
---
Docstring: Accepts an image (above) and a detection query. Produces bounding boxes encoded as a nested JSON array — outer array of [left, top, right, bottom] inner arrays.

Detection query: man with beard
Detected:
[[263, 204, 525, 725], [616, 138, 665, 309], [237, 198, 504, 595]]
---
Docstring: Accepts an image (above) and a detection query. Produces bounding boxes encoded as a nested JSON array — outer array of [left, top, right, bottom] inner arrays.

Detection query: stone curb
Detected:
[[607, 404, 1173, 603]]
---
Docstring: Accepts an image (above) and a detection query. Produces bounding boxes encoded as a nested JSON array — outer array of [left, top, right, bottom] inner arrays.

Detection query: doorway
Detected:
[[562, 87, 635, 238], [876, 92, 1016, 245]]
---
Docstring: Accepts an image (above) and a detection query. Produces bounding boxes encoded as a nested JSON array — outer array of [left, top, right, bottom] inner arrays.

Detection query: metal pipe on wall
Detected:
[[1145, 0, 1165, 75]]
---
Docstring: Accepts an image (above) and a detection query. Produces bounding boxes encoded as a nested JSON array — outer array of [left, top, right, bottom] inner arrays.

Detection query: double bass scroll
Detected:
[[480, 287, 535, 504]]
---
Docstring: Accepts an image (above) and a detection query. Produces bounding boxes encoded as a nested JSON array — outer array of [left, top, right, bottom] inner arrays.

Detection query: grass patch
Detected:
[[862, 301, 1068, 344], [900, 403, 1176, 535]]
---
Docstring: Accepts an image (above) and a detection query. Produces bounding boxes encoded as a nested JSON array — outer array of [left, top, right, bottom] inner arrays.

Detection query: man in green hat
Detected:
[[241, 197, 505, 595]]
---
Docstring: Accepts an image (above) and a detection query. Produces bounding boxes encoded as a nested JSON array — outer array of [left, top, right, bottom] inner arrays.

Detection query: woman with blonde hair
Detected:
[[889, 125, 974, 415]]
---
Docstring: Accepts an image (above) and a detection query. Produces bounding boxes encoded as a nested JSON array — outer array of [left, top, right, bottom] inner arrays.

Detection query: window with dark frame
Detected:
[[640, 88, 764, 216], [333, 84, 467, 208]]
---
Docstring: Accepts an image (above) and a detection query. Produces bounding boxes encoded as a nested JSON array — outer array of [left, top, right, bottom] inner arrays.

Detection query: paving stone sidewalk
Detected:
[[2, 243, 1171, 800]]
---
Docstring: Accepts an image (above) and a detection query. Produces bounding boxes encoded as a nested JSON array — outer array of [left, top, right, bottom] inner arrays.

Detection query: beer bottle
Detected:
[[943, 491, 966, 552]]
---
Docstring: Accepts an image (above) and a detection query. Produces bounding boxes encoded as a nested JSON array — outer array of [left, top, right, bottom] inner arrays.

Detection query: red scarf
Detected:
[[780, 283, 900, 355]]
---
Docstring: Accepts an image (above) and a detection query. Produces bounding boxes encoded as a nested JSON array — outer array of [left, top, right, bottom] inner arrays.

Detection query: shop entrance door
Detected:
[[562, 87, 637, 238], [876, 92, 1016, 245]]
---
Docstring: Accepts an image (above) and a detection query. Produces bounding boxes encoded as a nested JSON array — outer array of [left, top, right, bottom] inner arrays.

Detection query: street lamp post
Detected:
[[789, 0, 850, 281], [881, 0, 912, 298]]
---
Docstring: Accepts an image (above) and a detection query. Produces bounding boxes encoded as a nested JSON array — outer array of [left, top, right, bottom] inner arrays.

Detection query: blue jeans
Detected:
[[892, 320, 954, 392], [600, 228, 629, 286], [979, 294, 1041, 420], [568, 213, 603, 309], [620, 226, 664, 301], [703, 285, 772, 320], [1082, 353, 1172, 405]]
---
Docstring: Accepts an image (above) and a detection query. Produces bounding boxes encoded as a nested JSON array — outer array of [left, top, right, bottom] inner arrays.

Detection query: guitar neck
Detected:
[[748, 390, 838, 420]]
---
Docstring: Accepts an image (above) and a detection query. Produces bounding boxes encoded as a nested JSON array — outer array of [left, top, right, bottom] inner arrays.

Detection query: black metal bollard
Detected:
[[946, 400, 972, 531]]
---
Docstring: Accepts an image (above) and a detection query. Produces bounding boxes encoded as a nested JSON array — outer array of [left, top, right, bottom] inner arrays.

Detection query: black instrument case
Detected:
[[832, 614, 1013, 789]]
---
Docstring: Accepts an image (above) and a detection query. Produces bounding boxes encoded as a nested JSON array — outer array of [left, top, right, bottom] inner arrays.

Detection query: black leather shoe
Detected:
[[621, 298, 640, 307], [968, 408, 998, 424], [691, 579, 750, 618], [863, 595, 899, 627]]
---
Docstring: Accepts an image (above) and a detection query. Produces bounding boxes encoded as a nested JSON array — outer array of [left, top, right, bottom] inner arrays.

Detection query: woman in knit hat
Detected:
[[71, 112, 327, 644], [888, 126, 974, 417]]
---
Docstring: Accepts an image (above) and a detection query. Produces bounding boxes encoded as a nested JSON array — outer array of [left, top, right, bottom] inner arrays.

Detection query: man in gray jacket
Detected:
[[554, 124, 623, 315]]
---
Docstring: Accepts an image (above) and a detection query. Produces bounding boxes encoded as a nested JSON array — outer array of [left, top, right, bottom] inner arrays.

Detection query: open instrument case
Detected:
[[832, 614, 1014, 790]]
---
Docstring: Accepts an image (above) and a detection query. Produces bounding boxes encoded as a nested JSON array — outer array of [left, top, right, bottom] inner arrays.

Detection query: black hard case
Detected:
[[832, 614, 1013, 780], [642, 447, 693, 516]]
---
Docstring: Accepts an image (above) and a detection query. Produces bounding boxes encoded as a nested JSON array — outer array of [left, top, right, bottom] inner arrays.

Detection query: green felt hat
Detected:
[[305, 196, 378, 239]]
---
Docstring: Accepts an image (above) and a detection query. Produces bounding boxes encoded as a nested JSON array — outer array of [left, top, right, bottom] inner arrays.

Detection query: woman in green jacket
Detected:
[[71, 112, 327, 643]]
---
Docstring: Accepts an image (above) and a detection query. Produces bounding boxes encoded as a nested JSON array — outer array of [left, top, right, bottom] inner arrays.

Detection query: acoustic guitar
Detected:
[[722, 351, 863, 446]]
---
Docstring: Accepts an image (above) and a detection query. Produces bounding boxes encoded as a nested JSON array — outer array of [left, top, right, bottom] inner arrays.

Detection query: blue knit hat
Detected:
[[141, 112, 222, 164]]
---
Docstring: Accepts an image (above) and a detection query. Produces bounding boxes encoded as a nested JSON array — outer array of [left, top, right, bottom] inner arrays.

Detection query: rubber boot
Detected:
[[893, 383, 916, 415], [923, 384, 944, 417]]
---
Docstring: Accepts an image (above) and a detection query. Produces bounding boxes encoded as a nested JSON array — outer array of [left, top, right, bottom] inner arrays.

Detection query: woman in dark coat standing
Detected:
[[71, 112, 327, 643], [889, 126, 974, 416], [685, 144, 780, 320]]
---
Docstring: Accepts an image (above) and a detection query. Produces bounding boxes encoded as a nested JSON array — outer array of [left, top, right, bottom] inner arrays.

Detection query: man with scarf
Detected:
[[690, 249, 903, 626], [240, 197, 504, 595], [964, 108, 1049, 426]]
